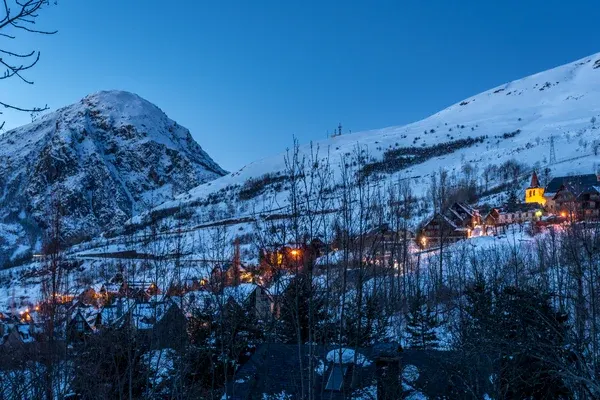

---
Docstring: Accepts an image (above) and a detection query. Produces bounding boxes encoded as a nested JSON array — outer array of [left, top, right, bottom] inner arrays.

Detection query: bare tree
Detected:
[[0, 0, 56, 129]]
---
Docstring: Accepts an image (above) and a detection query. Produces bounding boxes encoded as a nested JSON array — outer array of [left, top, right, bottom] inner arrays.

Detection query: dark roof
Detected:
[[500, 203, 542, 213], [529, 171, 540, 188], [449, 202, 479, 218], [423, 213, 459, 230], [545, 174, 598, 195], [577, 185, 600, 199], [225, 343, 492, 400]]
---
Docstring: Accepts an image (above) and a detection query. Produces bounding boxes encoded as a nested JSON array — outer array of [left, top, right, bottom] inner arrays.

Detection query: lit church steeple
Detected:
[[525, 171, 546, 205]]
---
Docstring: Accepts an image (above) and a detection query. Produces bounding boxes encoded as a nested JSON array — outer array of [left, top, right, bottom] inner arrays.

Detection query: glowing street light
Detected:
[[535, 210, 543, 218]]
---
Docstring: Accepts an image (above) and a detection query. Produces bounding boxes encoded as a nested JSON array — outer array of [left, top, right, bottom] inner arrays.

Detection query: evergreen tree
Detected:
[[506, 188, 519, 209], [461, 275, 494, 348], [461, 283, 571, 398], [405, 291, 439, 350], [494, 286, 570, 399], [278, 274, 326, 343]]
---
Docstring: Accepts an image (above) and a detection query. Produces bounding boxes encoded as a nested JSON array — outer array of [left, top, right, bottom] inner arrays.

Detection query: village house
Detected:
[[535, 172, 599, 212], [577, 186, 600, 220], [182, 289, 214, 317], [420, 213, 470, 248], [446, 202, 481, 229], [551, 180, 600, 221], [263, 274, 296, 318], [218, 273, 299, 320], [358, 224, 415, 266], [119, 280, 160, 301], [222, 282, 271, 320], [210, 263, 253, 288], [129, 296, 187, 348], [521, 170, 600, 223], [491, 203, 543, 226], [0, 319, 39, 350], [67, 306, 100, 342], [482, 207, 500, 228], [96, 297, 137, 329], [259, 239, 327, 275]]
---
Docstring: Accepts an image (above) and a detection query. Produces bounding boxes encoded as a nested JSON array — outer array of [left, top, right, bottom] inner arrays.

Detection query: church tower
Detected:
[[525, 171, 546, 205]]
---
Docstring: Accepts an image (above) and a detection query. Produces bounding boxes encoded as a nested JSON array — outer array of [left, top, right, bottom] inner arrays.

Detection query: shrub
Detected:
[[238, 173, 290, 201]]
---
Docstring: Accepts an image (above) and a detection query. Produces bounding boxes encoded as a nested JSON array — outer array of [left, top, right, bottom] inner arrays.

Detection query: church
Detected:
[[525, 170, 600, 218], [524, 171, 546, 205]]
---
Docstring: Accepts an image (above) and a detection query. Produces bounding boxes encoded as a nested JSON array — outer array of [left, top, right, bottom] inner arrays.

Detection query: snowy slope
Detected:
[[131, 53, 600, 228], [0, 90, 226, 264], [3, 53, 600, 321]]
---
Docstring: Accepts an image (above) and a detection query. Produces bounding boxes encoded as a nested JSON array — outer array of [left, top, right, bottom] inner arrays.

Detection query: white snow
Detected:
[[66, 50, 600, 274], [326, 348, 370, 366], [352, 384, 377, 399], [141, 348, 177, 389], [315, 359, 325, 375], [262, 391, 292, 400], [405, 391, 428, 400], [402, 364, 420, 383], [151, 51, 600, 224]]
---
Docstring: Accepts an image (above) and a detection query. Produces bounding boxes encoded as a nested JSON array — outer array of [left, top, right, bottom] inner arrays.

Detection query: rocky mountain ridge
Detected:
[[0, 90, 226, 265]]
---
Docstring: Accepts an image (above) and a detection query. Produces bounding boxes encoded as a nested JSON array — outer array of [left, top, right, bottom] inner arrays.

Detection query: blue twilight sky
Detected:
[[3, 0, 600, 171]]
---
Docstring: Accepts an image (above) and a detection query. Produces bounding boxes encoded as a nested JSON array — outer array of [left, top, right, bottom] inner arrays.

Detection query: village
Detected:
[[419, 171, 600, 247], [1, 170, 599, 354]]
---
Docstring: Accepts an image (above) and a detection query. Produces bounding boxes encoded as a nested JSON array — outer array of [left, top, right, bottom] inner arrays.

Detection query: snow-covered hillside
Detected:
[[3, 52, 600, 315], [113, 52, 600, 238], [0, 90, 226, 265]]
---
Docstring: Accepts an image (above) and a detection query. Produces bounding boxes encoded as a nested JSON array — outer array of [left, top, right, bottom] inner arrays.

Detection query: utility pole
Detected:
[[549, 135, 557, 164]]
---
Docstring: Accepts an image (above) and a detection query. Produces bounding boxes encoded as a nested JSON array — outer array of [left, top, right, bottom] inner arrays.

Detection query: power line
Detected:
[[549, 135, 557, 164]]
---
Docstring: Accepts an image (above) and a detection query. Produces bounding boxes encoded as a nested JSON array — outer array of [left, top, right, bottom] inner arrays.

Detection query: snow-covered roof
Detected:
[[325, 348, 371, 366], [222, 283, 257, 303], [266, 275, 296, 297], [100, 298, 136, 327], [131, 300, 175, 330], [17, 324, 34, 343], [424, 213, 459, 230]]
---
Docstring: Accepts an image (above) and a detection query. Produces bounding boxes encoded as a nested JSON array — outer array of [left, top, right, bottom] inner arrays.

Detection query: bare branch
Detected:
[[0, 48, 35, 57], [0, 0, 55, 127], [0, 99, 48, 112]]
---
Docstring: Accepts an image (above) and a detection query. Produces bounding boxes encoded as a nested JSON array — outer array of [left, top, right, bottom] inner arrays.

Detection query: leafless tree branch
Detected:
[[0, 0, 55, 130]]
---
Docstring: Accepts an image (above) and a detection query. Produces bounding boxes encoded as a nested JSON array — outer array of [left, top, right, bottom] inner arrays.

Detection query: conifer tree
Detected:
[[405, 291, 439, 350], [461, 275, 494, 348], [506, 188, 519, 209]]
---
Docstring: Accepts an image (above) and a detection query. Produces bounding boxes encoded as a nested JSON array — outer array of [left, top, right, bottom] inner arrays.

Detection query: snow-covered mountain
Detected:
[[0, 90, 226, 264], [109, 52, 600, 238]]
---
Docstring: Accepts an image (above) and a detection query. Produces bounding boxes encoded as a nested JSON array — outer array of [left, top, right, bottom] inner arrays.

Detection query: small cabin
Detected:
[[420, 213, 469, 248]]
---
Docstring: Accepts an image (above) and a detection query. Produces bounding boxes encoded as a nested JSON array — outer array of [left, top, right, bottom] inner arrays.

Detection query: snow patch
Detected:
[[326, 348, 371, 366]]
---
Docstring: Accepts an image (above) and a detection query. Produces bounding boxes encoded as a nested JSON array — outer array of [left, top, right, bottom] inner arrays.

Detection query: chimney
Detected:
[[372, 342, 403, 400]]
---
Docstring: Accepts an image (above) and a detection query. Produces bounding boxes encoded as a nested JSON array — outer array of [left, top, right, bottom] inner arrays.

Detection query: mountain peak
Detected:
[[0, 91, 226, 264]]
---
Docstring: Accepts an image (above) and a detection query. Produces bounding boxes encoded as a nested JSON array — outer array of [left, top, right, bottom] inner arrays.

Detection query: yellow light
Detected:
[[535, 210, 542, 217], [561, 212, 567, 218], [290, 249, 300, 257], [420, 237, 427, 246]]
